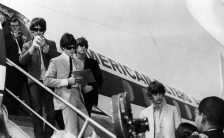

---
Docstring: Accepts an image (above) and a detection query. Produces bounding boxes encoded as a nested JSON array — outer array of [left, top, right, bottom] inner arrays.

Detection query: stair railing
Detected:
[[5, 58, 116, 138]]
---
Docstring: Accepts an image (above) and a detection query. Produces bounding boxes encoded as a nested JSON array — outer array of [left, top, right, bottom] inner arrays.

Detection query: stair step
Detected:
[[17, 126, 34, 138], [8, 115, 34, 138], [8, 114, 114, 138], [8, 115, 32, 127]]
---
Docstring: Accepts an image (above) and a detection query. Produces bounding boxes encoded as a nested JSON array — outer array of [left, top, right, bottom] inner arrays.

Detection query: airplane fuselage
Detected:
[[0, 2, 198, 124]]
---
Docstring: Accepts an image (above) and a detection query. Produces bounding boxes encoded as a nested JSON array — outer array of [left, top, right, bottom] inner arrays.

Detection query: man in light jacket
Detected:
[[140, 80, 181, 138]]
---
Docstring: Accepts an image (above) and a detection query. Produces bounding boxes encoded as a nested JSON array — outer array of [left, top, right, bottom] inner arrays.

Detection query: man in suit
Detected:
[[75, 37, 103, 116], [140, 80, 181, 138], [44, 33, 93, 137], [2, 17, 28, 115], [189, 96, 224, 138], [19, 17, 60, 138]]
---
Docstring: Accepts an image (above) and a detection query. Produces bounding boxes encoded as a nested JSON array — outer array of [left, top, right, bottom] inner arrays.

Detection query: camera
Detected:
[[112, 92, 149, 138], [12, 30, 22, 38]]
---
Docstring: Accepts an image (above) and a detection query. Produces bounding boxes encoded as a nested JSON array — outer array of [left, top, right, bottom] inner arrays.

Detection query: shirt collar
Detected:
[[76, 53, 85, 60], [62, 52, 70, 62], [153, 100, 164, 112]]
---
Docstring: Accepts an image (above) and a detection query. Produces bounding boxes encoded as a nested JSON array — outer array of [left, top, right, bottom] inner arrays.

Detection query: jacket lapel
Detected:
[[60, 54, 70, 73], [84, 57, 90, 69]]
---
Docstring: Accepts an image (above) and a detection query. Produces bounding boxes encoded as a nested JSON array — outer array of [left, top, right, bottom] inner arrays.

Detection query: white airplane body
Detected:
[[0, 0, 198, 119], [1, 0, 224, 137]]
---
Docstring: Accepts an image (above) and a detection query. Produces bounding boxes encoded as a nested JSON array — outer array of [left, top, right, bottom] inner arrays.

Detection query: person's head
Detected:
[[9, 17, 20, 33], [194, 96, 224, 132], [30, 17, 46, 37], [175, 123, 197, 138], [60, 33, 76, 57], [76, 37, 88, 55], [147, 80, 166, 105]]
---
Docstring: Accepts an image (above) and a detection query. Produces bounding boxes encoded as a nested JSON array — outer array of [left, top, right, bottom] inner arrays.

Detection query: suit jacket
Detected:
[[5, 32, 25, 67], [43, 54, 81, 110], [19, 38, 59, 84], [140, 103, 181, 138], [5, 32, 27, 80], [203, 130, 224, 138], [189, 130, 224, 138], [83, 57, 103, 105]]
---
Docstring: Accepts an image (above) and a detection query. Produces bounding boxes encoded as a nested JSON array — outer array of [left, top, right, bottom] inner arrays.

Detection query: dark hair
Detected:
[[9, 17, 19, 24], [147, 80, 166, 98], [60, 33, 76, 50], [76, 37, 88, 49], [29, 17, 46, 32], [175, 123, 197, 138], [198, 96, 224, 130]]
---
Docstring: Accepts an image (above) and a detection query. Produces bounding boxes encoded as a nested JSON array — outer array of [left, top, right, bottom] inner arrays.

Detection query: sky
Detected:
[[1, 0, 224, 100]]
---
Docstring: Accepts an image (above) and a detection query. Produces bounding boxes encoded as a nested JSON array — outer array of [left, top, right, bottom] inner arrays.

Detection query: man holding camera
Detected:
[[2, 17, 28, 115], [19, 17, 60, 138], [140, 80, 181, 138]]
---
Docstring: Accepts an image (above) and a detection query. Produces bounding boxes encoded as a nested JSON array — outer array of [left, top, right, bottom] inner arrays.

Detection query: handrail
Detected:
[[6, 58, 116, 138], [4, 88, 58, 132]]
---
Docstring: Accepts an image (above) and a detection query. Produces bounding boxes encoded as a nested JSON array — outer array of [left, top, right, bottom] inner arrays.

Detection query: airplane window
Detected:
[[172, 100, 181, 117], [185, 105, 192, 119]]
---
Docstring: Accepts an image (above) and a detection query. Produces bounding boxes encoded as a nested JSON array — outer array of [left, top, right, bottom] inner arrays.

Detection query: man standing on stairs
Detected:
[[44, 33, 94, 137], [19, 17, 60, 138]]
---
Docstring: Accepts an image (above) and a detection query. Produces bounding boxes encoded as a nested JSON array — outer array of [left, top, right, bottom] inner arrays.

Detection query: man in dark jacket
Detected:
[[2, 17, 28, 115], [75, 37, 103, 116], [189, 96, 224, 138]]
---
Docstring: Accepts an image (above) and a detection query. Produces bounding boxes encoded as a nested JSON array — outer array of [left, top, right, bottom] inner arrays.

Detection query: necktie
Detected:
[[67, 56, 73, 89], [69, 56, 73, 76]]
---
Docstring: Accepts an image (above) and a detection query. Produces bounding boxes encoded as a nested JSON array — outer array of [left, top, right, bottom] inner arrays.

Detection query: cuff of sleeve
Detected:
[[28, 47, 34, 55], [43, 44, 49, 53], [59, 79, 68, 87]]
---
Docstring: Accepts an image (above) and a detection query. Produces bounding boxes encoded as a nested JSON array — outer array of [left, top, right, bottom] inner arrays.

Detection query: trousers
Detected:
[[62, 87, 93, 137]]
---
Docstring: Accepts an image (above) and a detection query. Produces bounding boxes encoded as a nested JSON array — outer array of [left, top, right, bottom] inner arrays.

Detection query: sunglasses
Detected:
[[66, 46, 76, 50], [78, 45, 88, 48], [32, 27, 45, 32], [11, 24, 19, 27]]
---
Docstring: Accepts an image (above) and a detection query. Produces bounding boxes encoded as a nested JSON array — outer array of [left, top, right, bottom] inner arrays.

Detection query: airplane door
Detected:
[[0, 22, 6, 105]]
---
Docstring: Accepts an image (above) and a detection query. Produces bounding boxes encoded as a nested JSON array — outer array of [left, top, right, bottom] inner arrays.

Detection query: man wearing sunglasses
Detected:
[[75, 37, 103, 117], [19, 17, 60, 138], [44, 33, 94, 137]]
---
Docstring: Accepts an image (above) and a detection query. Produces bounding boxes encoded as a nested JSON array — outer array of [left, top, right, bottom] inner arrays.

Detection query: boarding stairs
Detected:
[[3, 58, 116, 138]]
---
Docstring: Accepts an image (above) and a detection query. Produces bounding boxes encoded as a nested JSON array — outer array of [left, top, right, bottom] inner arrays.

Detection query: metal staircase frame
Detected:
[[5, 58, 116, 138]]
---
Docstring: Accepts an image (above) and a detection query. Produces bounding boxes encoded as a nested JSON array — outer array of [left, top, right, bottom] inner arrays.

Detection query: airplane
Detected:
[[0, 0, 223, 137]]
